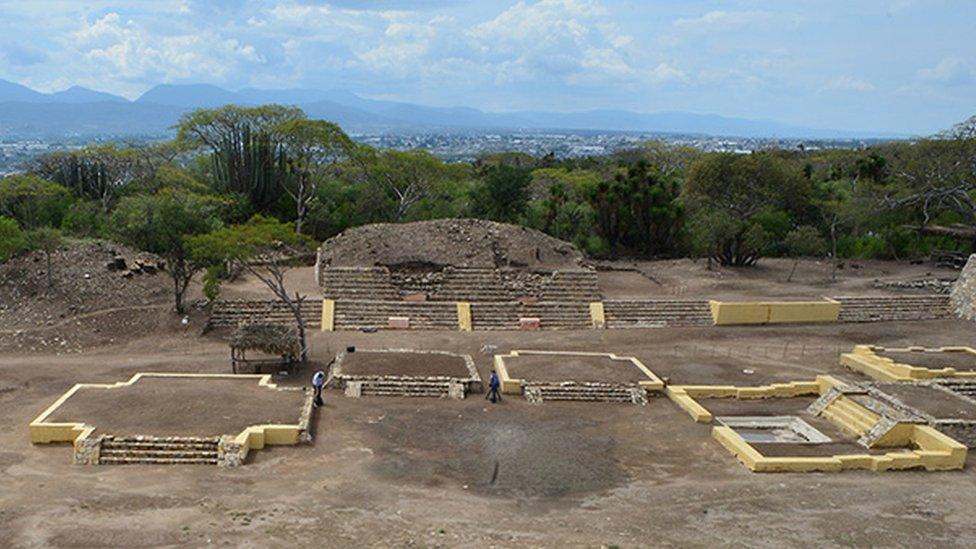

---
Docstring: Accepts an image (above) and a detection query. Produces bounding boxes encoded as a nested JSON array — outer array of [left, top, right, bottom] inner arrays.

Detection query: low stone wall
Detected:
[[950, 254, 976, 321], [332, 348, 481, 399]]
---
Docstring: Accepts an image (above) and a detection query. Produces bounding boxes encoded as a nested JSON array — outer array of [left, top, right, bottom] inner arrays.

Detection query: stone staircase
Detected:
[[432, 268, 515, 301], [603, 300, 714, 328], [320, 267, 399, 300], [524, 382, 647, 404], [209, 299, 322, 328], [333, 301, 458, 330], [935, 380, 976, 399], [539, 270, 602, 302], [345, 379, 456, 398], [835, 295, 952, 322], [819, 395, 880, 437], [470, 302, 592, 330], [98, 436, 219, 465]]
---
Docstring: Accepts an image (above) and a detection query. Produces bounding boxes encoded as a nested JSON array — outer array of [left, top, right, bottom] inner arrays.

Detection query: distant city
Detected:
[[0, 131, 887, 176]]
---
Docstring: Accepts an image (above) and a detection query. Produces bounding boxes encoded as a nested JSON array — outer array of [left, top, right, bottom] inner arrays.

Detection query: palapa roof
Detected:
[[229, 323, 301, 355]]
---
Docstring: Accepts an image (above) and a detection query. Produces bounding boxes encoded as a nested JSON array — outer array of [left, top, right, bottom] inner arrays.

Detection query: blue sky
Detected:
[[0, 0, 973, 134]]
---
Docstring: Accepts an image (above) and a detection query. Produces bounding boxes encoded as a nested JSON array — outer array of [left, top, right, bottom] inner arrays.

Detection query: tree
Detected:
[[187, 216, 314, 359], [273, 119, 355, 234], [684, 153, 809, 266], [0, 175, 71, 229], [370, 150, 451, 221], [469, 165, 531, 223], [111, 190, 222, 314], [0, 216, 25, 262], [783, 225, 827, 282], [28, 145, 152, 211], [28, 227, 64, 288], [176, 105, 306, 214]]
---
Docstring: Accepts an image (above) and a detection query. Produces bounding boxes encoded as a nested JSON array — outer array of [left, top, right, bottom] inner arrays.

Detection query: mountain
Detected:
[[49, 86, 127, 103], [0, 79, 127, 104], [136, 84, 240, 108], [0, 79, 905, 139]]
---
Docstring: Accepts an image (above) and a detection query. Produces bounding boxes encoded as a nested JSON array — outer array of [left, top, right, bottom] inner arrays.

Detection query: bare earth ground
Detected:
[[879, 350, 976, 371], [872, 384, 976, 420], [46, 377, 306, 438], [3, 319, 976, 547], [504, 353, 651, 384], [340, 351, 471, 378], [1, 258, 976, 547]]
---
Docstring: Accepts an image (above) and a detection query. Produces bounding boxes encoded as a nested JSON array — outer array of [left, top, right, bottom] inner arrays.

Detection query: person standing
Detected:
[[486, 370, 501, 404], [311, 369, 325, 407]]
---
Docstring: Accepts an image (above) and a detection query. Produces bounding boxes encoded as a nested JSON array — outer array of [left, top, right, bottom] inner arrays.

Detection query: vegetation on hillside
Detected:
[[2, 104, 975, 313]]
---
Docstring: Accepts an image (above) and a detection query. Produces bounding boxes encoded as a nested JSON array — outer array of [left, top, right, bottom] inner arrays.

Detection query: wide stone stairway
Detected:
[[834, 295, 952, 322], [98, 436, 220, 465], [603, 299, 714, 328]]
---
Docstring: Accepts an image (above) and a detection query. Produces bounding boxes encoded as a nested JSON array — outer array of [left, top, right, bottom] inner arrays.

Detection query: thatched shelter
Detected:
[[229, 323, 302, 374]]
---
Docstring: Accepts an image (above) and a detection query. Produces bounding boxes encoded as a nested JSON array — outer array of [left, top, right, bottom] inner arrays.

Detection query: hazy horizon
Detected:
[[0, 1, 973, 135]]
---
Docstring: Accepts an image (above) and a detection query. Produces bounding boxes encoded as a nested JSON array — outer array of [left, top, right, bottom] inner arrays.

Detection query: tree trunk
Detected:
[[787, 258, 799, 282]]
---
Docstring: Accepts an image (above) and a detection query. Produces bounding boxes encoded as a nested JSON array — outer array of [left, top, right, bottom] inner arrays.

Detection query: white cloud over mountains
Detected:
[[0, 0, 972, 133]]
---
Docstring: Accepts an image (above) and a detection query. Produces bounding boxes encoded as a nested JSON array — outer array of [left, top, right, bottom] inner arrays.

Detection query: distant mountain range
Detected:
[[0, 79, 905, 140]]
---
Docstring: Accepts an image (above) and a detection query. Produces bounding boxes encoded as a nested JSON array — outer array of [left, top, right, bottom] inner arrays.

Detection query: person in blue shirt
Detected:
[[486, 370, 501, 403], [311, 370, 325, 407]]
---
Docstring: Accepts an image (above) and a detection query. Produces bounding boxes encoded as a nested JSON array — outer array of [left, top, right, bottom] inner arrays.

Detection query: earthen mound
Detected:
[[0, 241, 170, 330], [317, 218, 586, 270]]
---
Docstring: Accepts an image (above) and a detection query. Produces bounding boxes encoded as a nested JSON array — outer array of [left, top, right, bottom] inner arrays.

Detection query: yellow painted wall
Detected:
[[589, 302, 606, 329], [710, 299, 841, 325], [321, 299, 335, 332], [457, 302, 472, 332]]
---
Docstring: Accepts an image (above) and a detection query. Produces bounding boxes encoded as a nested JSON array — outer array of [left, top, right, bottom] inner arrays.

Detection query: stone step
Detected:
[[101, 441, 218, 451], [100, 456, 218, 465], [100, 448, 219, 459]]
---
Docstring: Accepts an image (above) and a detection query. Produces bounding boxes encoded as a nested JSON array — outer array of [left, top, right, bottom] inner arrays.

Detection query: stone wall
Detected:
[[950, 254, 976, 321]]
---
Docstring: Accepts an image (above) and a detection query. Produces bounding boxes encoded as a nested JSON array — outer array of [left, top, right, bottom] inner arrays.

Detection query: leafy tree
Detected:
[[684, 153, 809, 266], [27, 227, 64, 288], [369, 149, 452, 221], [273, 119, 355, 234], [0, 216, 25, 262], [187, 216, 314, 358], [111, 190, 222, 314], [783, 225, 827, 282], [469, 165, 531, 223], [0, 175, 71, 229], [28, 144, 153, 211], [176, 105, 305, 215]]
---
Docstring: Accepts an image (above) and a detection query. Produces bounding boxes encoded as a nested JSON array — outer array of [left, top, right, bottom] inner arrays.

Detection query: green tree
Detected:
[[684, 153, 809, 266], [187, 216, 314, 358], [111, 190, 222, 314], [27, 227, 64, 288], [469, 165, 531, 223], [28, 144, 152, 211], [0, 175, 71, 229], [176, 105, 305, 215], [783, 225, 827, 282], [0, 216, 25, 262], [369, 149, 452, 221], [273, 119, 355, 234]]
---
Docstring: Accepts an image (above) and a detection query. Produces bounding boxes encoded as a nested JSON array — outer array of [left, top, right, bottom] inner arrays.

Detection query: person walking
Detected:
[[486, 370, 501, 404], [311, 369, 325, 407]]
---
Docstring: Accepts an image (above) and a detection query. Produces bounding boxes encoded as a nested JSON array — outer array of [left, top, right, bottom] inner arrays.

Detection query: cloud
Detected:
[[917, 57, 974, 86], [822, 76, 875, 92], [0, 42, 48, 67], [662, 10, 773, 45]]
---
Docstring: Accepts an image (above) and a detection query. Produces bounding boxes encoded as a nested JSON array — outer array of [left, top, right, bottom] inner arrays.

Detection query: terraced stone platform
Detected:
[[332, 349, 481, 399]]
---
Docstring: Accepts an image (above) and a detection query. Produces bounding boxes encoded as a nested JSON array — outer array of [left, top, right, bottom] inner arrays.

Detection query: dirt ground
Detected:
[[874, 384, 976, 420], [45, 377, 306, 438], [4, 317, 976, 547], [879, 350, 976, 371], [504, 353, 651, 385], [598, 257, 959, 299], [340, 351, 471, 378]]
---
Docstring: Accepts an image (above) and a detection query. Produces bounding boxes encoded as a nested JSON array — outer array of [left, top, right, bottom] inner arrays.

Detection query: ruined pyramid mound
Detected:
[[317, 218, 586, 270]]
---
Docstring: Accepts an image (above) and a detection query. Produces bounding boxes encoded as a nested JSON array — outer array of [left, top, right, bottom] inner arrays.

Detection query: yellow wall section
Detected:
[[589, 302, 606, 329], [841, 345, 976, 382], [710, 299, 841, 325], [321, 299, 335, 332], [456, 302, 472, 332]]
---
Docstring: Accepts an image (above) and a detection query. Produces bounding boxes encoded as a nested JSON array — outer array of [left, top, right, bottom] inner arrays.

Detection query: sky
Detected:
[[0, 0, 973, 134]]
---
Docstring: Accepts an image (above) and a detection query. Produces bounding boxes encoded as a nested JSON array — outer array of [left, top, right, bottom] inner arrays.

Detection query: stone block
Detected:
[[344, 381, 363, 398], [388, 316, 410, 329], [518, 296, 539, 305], [403, 293, 427, 302], [519, 317, 541, 331]]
